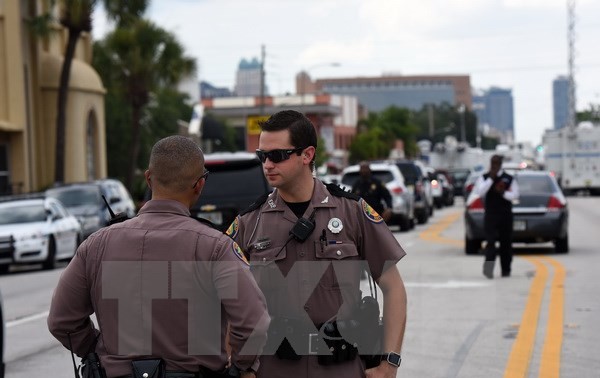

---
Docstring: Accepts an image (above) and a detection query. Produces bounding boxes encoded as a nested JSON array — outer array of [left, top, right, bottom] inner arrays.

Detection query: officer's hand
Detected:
[[240, 372, 256, 378], [382, 208, 392, 223], [365, 362, 398, 378]]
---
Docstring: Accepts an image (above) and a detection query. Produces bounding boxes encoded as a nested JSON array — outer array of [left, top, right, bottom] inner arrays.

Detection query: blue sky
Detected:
[[93, 0, 600, 145]]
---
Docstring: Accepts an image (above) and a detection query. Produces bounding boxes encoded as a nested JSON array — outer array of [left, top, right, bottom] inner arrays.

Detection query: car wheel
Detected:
[[554, 235, 569, 253], [399, 216, 411, 232], [416, 209, 428, 224], [0, 265, 9, 275], [465, 237, 482, 255], [42, 236, 57, 270]]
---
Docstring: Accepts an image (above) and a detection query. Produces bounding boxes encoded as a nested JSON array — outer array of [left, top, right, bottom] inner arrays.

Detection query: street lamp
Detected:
[[299, 62, 340, 107]]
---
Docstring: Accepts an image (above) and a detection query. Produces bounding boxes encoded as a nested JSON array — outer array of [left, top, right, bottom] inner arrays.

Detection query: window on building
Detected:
[[0, 144, 10, 195]]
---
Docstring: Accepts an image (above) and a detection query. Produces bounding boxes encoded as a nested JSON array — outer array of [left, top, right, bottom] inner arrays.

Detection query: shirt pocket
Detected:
[[249, 246, 287, 291], [315, 242, 361, 290]]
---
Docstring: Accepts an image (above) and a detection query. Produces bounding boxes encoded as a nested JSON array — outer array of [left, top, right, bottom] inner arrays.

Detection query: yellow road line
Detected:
[[504, 257, 548, 378], [418, 213, 566, 377], [418, 211, 463, 247], [538, 257, 566, 378]]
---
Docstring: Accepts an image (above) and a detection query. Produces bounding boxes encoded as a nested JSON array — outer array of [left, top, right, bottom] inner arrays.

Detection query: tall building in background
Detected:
[[553, 76, 569, 129], [472, 87, 514, 143], [200, 81, 232, 99], [234, 57, 267, 97], [312, 74, 472, 111]]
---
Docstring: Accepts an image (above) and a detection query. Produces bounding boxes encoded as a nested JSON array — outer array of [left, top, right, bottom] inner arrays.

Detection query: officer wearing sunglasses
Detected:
[[226, 110, 408, 378]]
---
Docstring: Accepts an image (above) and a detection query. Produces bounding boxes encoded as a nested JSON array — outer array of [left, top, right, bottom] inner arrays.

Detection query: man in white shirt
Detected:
[[472, 155, 520, 278]]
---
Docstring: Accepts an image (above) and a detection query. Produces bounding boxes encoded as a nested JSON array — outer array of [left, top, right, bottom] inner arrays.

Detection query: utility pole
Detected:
[[567, 0, 576, 129], [260, 44, 265, 116], [428, 104, 435, 139]]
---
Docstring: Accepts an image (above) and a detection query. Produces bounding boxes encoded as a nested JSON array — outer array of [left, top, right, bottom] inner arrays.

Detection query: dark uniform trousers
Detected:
[[482, 172, 515, 275], [484, 212, 513, 274]]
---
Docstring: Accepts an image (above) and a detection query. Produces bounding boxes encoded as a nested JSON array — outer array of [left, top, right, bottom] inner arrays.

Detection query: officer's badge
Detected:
[[361, 199, 383, 223], [232, 242, 249, 265], [225, 217, 239, 238], [327, 218, 344, 234]]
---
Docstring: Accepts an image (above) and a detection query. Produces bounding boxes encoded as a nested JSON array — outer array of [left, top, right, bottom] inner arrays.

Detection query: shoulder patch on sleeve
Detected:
[[239, 191, 271, 216], [232, 242, 249, 265], [325, 183, 361, 201], [225, 217, 239, 238], [361, 199, 384, 223]]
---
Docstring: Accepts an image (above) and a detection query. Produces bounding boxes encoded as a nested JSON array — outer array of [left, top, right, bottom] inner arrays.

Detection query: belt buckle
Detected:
[[308, 333, 319, 355]]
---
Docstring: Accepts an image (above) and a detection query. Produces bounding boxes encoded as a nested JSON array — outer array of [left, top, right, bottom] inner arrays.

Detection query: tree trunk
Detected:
[[126, 104, 143, 192], [54, 30, 81, 184]]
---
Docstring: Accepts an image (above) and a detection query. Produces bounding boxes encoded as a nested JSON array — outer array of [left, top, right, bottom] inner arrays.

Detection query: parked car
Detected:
[[447, 168, 472, 197], [0, 289, 4, 378], [462, 170, 483, 201], [391, 160, 433, 224], [190, 152, 272, 231], [464, 170, 569, 254], [0, 197, 82, 272], [435, 173, 455, 207], [46, 179, 136, 239], [340, 162, 415, 231]]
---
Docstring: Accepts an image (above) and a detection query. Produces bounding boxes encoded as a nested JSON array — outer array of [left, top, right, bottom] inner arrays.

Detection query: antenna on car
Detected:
[[101, 195, 129, 225]]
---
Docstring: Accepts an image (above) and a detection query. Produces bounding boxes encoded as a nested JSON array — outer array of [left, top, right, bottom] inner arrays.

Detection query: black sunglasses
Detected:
[[191, 170, 210, 188], [255, 147, 305, 163]]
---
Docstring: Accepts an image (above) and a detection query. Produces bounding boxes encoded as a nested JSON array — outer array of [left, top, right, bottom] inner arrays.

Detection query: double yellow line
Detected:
[[419, 212, 566, 378], [504, 256, 565, 378]]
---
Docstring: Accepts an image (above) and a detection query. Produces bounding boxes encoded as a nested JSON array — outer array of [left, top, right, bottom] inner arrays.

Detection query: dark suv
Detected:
[[190, 152, 272, 231]]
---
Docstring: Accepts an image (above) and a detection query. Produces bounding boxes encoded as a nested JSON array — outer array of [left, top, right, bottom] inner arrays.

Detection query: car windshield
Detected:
[[396, 164, 418, 184], [201, 163, 267, 198], [0, 204, 46, 224], [449, 169, 470, 181], [341, 171, 394, 187], [516, 175, 555, 194], [46, 186, 100, 207]]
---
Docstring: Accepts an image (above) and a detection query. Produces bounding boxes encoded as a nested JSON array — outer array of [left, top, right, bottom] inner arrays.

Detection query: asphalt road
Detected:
[[2, 196, 599, 377]]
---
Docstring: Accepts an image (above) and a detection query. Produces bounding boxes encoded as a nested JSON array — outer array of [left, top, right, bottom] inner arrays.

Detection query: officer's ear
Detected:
[[144, 170, 152, 190]]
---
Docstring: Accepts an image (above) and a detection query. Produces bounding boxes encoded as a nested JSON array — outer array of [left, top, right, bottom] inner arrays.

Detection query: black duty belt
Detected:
[[117, 373, 199, 378]]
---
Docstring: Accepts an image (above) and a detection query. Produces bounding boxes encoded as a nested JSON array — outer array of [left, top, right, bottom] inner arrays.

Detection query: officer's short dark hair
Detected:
[[260, 110, 317, 149], [260, 110, 318, 169]]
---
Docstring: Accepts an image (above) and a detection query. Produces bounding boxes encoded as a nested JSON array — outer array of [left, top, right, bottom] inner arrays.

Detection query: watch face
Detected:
[[386, 352, 401, 367]]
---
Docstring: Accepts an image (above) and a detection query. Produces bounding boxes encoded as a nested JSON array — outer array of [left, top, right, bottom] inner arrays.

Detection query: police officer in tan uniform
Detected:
[[48, 136, 270, 378], [226, 110, 407, 378]]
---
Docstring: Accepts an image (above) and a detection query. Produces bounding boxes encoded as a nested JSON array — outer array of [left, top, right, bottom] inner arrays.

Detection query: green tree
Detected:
[[93, 19, 196, 190], [577, 103, 600, 125], [348, 106, 420, 163], [31, 0, 149, 184]]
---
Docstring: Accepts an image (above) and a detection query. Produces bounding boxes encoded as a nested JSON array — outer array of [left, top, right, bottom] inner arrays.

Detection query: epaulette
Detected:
[[239, 191, 271, 216], [194, 216, 219, 231], [325, 183, 361, 201]]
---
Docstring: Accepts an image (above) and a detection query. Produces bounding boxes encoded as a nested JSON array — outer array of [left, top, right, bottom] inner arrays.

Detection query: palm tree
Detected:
[[98, 19, 196, 190], [33, 0, 149, 183]]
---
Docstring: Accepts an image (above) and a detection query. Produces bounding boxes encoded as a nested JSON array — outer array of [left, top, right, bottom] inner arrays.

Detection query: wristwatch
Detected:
[[384, 352, 401, 367]]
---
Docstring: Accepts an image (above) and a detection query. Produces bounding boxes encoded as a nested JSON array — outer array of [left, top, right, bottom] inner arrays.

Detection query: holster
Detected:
[[355, 295, 384, 369], [317, 321, 358, 366], [81, 353, 107, 378], [131, 358, 165, 378]]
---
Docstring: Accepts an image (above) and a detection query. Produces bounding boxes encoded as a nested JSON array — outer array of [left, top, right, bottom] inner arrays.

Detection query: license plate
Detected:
[[197, 212, 222, 225], [513, 220, 526, 231]]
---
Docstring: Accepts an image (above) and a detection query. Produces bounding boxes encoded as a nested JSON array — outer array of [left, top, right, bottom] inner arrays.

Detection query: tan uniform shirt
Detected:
[[227, 179, 406, 378], [48, 200, 269, 378]]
